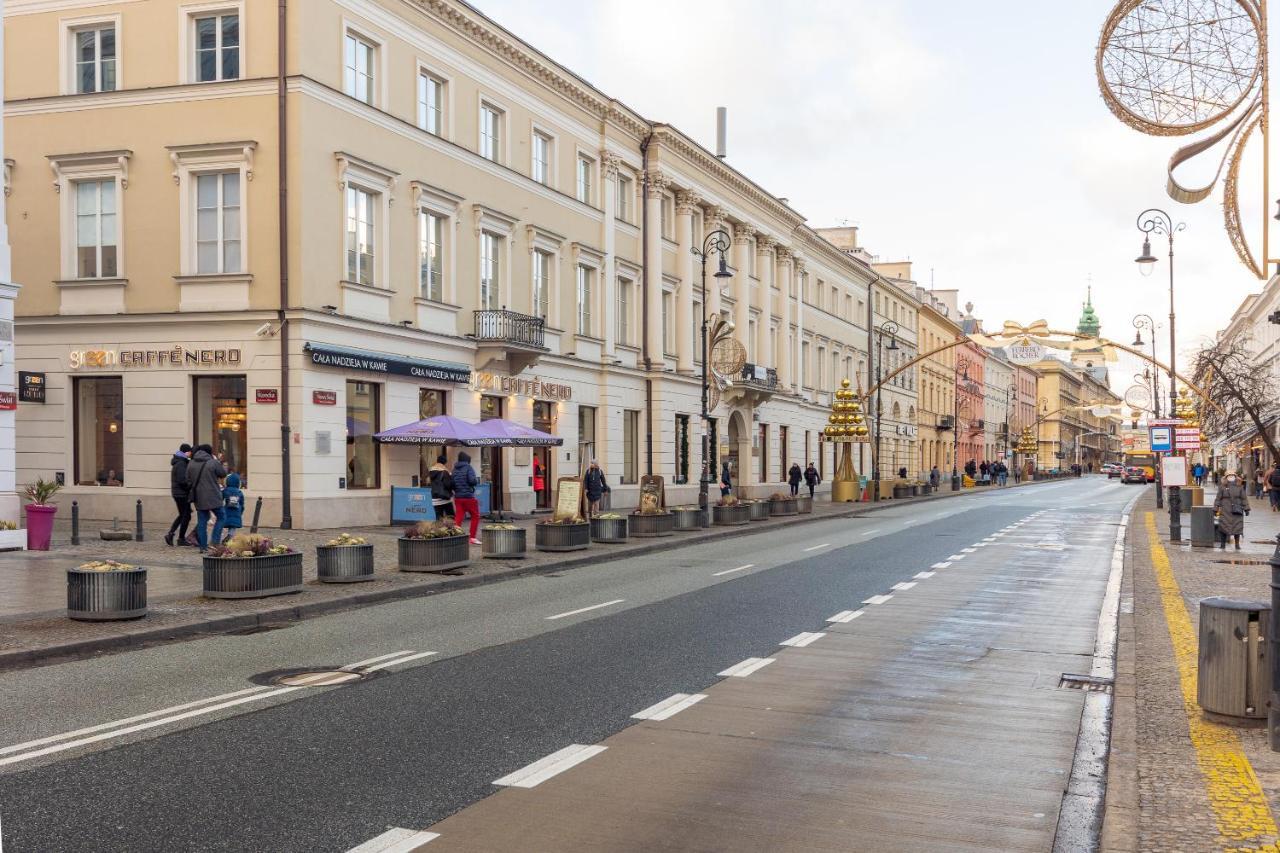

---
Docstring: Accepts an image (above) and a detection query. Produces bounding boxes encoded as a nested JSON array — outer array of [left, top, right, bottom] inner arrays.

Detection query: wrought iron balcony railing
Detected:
[[473, 309, 545, 348], [739, 363, 779, 388]]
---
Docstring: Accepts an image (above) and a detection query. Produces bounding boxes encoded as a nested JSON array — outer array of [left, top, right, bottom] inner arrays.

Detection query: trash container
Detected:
[[1190, 506, 1217, 549], [1197, 597, 1270, 720], [1184, 486, 1204, 507]]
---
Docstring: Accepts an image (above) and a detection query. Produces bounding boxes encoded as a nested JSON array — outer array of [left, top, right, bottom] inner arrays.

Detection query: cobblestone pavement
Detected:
[[1106, 488, 1280, 852]]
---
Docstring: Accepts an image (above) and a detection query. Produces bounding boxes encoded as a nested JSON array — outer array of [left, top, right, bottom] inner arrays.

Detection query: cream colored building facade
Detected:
[[1034, 358, 1120, 470], [913, 291, 960, 475], [5, 0, 883, 527], [983, 349, 1014, 462]]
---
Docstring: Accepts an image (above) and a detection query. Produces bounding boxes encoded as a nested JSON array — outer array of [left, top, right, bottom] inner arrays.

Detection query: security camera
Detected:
[[255, 323, 275, 337]]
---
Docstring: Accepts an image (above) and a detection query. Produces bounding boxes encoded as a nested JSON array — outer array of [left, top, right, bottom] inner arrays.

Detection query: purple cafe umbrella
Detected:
[[373, 414, 486, 445], [465, 418, 563, 447]]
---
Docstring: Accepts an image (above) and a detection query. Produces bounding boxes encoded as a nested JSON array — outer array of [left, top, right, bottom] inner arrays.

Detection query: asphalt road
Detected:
[[0, 477, 1130, 852]]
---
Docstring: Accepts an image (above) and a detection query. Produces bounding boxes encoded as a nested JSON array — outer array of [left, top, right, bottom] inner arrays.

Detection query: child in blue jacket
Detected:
[[220, 473, 245, 544]]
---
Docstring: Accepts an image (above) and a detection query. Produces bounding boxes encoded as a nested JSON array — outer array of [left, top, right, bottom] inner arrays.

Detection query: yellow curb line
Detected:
[[1145, 512, 1280, 851]]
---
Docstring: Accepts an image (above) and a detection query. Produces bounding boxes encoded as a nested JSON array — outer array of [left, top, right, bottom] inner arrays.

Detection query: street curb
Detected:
[[0, 476, 1065, 672]]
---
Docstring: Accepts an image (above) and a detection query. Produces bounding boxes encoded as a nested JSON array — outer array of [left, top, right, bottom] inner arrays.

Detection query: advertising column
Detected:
[[0, 3, 19, 524]]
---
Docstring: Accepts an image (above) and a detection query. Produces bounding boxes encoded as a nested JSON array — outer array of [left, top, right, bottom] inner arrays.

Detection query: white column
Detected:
[[644, 170, 668, 365], [674, 190, 699, 374], [601, 152, 620, 358], [0, 0, 16, 524], [793, 260, 806, 391], [756, 236, 775, 372], [732, 224, 755, 357]]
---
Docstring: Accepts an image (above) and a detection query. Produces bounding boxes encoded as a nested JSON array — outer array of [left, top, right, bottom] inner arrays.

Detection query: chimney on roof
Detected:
[[716, 107, 727, 159]]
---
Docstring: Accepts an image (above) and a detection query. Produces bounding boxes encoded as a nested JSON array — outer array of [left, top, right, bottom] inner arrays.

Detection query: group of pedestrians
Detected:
[[427, 452, 483, 543], [963, 459, 1009, 486], [786, 463, 822, 498], [164, 444, 245, 552]]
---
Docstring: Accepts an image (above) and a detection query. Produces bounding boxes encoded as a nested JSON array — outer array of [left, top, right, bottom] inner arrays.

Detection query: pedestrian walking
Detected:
[[185, 444, 227, 552], [996, 461, 1008, 487], [1256, 467, 1267, 499], [1215, 471, 1250, 550], [804, 463, 820, 498], [788, 463, 802, 496], [219, 473, 245, 544], [428, 454, 455, 519], [929, 466, 940, 488], [584, 459, 610, 517], [1268, 463, 1280, 512], [164, 443, 193, 546], [451, 451, 481, 544], [720, 462, 733, 498], [532, 457, 545, 503]]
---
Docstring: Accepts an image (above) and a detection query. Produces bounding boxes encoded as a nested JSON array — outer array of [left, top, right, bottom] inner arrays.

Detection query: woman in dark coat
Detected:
[[1214, 471, 1250, 550], [787, 463, 802, 496], [720, 462, 732, 498]]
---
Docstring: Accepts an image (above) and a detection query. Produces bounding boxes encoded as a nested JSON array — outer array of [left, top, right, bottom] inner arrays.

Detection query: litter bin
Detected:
[[1190, 506, 1217, 549], [1184, 485, 1204, 507], [1197, 597, 1270, 720]]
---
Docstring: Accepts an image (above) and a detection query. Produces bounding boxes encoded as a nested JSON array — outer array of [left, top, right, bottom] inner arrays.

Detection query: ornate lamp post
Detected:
[[871, 320, 900, 502], [952, 355, 973, 491], [1135, 208, 1185, 540], [691, 229, 733, 528]]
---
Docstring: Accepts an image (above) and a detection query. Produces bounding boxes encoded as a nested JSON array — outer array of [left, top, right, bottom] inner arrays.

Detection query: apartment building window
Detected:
[[195, 171, 241, 274], [616, 277, 631, 344], [74, 179, 118, 279], [345, 381, 380, 489], [417, 72, 444, 135], [616, 173, 632, 222], [692, 300, 703, 362], [576, 264, 593, 335], [662, 193, 674, 240], [576, 154, 593, 204], [622, 410, 639, 484], [480, 232, 501, 310], [532, 249, 551, 319], [533, 132, 552, 186], [480, 103, 502, 162], [73, 24, 116, 93], [801, 341, 811, 388], [419, 210, 444, 301], [662, 291, 674, 355], [758, 424, 768, 483], [345, 186, 376, 286], [578, 406, 596, 471], [75, 377, 124, 486], [675, 414, 691, 484], [344, 32, 375, 104], [779, 425, 789, 481], [194, 12, 239, 82], [748, 319, 757, 362]]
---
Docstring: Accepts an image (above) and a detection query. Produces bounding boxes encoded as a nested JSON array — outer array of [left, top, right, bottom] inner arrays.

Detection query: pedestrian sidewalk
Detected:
[[1104, 488, 1280, 852]]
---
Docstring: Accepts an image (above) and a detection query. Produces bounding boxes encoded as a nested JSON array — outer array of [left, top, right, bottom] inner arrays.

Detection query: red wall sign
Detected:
[[312, 390, 338, 406], [255, 389, 279, 404], [0, 392, 15, 411]]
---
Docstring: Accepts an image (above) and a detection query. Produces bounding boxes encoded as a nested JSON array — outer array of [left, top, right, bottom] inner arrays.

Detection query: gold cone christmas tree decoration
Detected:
[[1016, 426, 1037, 455], [826, 379, 868, 503], [1174, 388, 1198, 427]]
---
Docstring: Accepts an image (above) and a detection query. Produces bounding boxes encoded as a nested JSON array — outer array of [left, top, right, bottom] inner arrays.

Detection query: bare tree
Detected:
[[1191, 334, 1280, 464]]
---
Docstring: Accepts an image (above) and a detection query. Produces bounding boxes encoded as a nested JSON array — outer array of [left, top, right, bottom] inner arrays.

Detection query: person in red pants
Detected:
[[451, 451, 482, 544]]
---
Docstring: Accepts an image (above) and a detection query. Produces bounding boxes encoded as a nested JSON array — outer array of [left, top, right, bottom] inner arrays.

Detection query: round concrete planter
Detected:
[[398, 535, 470, 573], [747, 500, 771, 521], [910, 484, 921, 497], [713, 504, 750, 526], [769, 498, 798, 517], [892, 484, 911, 499], [629, 512, 675, 538], [672, 508, 703, 530], [482, 527, 527, 559], [536, 522, 590, 552], [590, 517, 629, 543], [203, 553, 303, 599], [67, 567, 147, 621], [797, 495, 813, 514], [316, 544, 375, 583]]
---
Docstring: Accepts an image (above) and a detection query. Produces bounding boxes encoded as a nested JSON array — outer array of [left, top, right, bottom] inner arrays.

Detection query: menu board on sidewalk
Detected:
[[554, 477, 583, 521], [639, 474, 665, 512]]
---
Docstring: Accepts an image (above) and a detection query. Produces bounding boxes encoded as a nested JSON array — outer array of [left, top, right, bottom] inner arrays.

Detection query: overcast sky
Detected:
[[475, 0, 1269, 397]]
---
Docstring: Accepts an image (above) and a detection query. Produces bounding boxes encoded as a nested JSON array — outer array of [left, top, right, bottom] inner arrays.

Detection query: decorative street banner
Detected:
[[1006, 342, 1046, 366]]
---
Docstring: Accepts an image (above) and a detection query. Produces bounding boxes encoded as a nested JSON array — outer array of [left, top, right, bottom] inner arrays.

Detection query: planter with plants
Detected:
[[671, 505, 704, 530], [0, 520, 25, 551], [23, 478, 60, 551], [67, 560, 147, 621], [768, 492, 799, 517], [316, 533, 375, 583], [398, 521, 469, 574], [747, 499, 771, 521], [713, 497, 750, 526], [203, 534, 303, 599], [629, 507, 674, 537], [590, 512, 629, 543], [482, 523, 526, 559], [535, 516, 591, 552], [796, 494, 814, 514]]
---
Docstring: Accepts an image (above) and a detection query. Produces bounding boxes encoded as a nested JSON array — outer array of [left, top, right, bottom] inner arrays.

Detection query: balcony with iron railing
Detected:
[[724, 362, 780, 407], [472, 308, 548, 374]]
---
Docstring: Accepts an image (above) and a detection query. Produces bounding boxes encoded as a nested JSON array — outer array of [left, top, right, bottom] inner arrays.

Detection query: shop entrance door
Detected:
[[480, 395, 504, 512], [532, 401, 553, 509]]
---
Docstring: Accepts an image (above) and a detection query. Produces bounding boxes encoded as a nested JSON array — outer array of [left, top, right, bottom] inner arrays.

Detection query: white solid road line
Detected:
[[343, 650, 417, 670], [863, 594, 894, 605], [931, 561, 952, 569], [362, 651, 439, 672], [493, 744, 608, 788], [346, 827, 440, 852], [545, 599, 625, 620], [718, 657, 776, 677], [827, 609, 863, 623], [712, 563, 754, 577], [803, 543, 830, 552], [780, 632, 826, 648], [891, 582, 917, 591], [914, 571, 935, 579], [632, 693, 707, 721], [861, 528, 881, 535]]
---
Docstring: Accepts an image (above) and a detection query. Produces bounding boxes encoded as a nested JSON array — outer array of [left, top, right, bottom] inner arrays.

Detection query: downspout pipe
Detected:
[[641, 131, 654, 475], [277, 0, 293, 528]]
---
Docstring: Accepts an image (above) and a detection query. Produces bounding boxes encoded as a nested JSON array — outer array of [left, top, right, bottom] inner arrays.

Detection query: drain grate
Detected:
[[1212, 559, 1270, 566], [275, 670, 366, 687], [1059, 673, 1113, 694]]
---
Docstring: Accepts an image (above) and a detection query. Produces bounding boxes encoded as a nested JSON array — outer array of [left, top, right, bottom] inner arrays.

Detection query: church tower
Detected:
[[1071, 286, 1109, 382]]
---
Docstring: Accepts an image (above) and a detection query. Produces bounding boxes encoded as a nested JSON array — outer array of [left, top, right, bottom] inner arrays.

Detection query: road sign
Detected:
[[1174, 426, 1201, 450], [1150, 426, 1173, 453]]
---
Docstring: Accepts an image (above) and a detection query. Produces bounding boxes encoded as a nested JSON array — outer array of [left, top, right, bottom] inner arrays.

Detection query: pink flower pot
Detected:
[[25, 504, 57, 551]]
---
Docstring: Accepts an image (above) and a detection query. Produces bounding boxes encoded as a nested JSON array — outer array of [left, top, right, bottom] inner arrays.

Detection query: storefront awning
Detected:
[[305, 343, 471, 384]]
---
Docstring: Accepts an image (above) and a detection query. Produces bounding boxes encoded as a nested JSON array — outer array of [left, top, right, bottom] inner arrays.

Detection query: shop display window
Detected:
[[194, 376, 247, 482], [74, 377, 124, 486]]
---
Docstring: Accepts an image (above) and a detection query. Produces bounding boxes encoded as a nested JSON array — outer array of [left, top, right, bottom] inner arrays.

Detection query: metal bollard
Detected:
[[135, 499, 144, 542], [70, 500, 80, 546], [250, 495, 263, 534], [1169, 486, 1183, 542], [1269, 535, 1280, 750]]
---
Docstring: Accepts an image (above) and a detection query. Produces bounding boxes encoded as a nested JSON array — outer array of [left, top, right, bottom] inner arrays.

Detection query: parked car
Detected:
[[1122, 466, 1148, 484]]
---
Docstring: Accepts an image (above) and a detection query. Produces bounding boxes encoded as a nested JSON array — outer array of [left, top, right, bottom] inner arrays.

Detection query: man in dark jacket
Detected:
[[428, 455, 455, 519], [788, 463, 802, 496], [164, 443, 193, 546], [803, 463, 820, 498], [186, 444, 227, 552], [451, 451, 481, 543]]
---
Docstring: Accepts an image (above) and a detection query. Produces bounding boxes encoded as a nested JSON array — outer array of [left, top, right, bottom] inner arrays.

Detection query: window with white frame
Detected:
[[417, 71, 444, 135], [532, 249, 551, 319], [576, 154, 593, 204], [576, 264, 593, 335], [533, 132, 552, 186], [616, 172, 632, 222], [480, 232, 501, 310], [344, 32, 375, 104], [662, 291, 674, 355], [72, 24, 116, 93], [748, 318, 757, 362], [193, 11, 239, 82], [194, 171, 241, 274], [418, 210, 444, 301], [692, 299, 703, 362], [345, 185, 376, 285], [616, 277, 631, 344], [74, 179, 118, 278], [480, 103, 502, 162], [661, 193, 674, 239]]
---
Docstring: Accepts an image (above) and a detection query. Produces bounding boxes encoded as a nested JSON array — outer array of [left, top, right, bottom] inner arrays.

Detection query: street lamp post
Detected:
[[1135, 209, 1186, 540], [1132, 313, 1164, 509], [871, 320, 900, 502], [692, 229, 733, 528], [952, 356, 971, 491]]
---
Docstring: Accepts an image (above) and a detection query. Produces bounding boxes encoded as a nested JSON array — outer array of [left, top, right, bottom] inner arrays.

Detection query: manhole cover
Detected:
[[1212, 559, 1270, 566], [275, 670, 366, 687], [1059, 673, 1113, 693]]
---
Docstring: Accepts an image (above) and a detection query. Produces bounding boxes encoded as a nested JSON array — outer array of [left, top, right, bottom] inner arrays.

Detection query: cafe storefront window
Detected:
[[346, 380, 380, 489], [75, 376, 124, 486], [578, 406, 596, 473], [195, 376, 247, 482]]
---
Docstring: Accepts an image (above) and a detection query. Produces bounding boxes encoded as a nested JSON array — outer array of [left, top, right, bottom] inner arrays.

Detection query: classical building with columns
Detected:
[[5, 0, 883, 527]]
